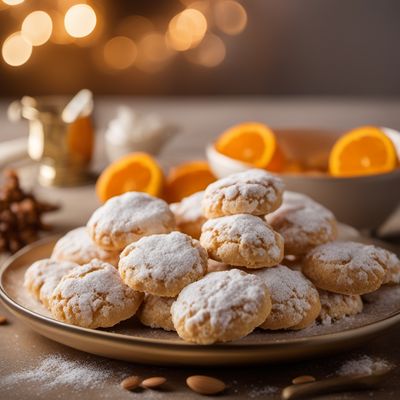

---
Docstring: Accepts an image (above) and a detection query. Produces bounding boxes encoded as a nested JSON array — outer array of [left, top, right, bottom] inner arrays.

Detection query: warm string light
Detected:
[[0, 0, 248, 70], [2, 32, 32, 66], [64, 4, 97, 38], [22, 11, 53, 46]]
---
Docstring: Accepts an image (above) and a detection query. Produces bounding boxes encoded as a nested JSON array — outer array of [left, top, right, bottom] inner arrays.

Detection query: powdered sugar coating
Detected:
[[254, 265, 321, 330], [303, 241, 386, 295], [171, 269, 271, 344], [318, 289, 363, 325], [24, 259, 78, 309], [374, 247, 400, 285], [50, 259, 143, 329], [138, 295, 175, 331], [119, 231, 207, 297], [265, 191, 337, 256], [87, 192, 176, 251], [170, 191, 206, 239], [202, 169, 284, 218], [200, 214, 284, 268], [51, 227, 119, 266]]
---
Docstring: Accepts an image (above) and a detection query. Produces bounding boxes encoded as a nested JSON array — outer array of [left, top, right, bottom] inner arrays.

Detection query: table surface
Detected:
[[1, 97, 400, 400]]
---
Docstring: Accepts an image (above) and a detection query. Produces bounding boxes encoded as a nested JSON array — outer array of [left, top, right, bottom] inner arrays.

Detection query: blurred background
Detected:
[[1, 0, 400, 97]]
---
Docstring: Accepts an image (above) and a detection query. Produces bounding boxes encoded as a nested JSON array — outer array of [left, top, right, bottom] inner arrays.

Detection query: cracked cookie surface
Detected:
[[119, 231, 207, 297], [170, 191, 206, 240], [202, 169, 284, 218], [171, 269, 271, 344], [50, 259, 143, 328], [303, 241, 387, 295], [138, 294, 176, 331], [254, 265, 321, 330], [200, 214, 284, 268], [318, 289, 363, 325], [87, 192, 176, 251], [24, 258, 78, 309], [52, 227, 120, 266], [265, 191, 337, 256]]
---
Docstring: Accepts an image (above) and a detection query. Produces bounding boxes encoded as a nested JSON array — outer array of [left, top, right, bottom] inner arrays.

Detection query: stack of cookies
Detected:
[[24, 169, 400, 344]]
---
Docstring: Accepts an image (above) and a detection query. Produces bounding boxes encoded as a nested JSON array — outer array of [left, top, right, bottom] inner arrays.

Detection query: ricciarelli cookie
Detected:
[[51, 227, 120, 266], [200, 214, 284, 268], [171, 269, 272, 344], [318, 289, 363, 325], [138, 295, 175, 331], [24, 259, 78, 309], [87, 192, 176, 251], [50, 259, 143, 329], [374, 247, 400, 285], [253, 265, 321, 330], [265, 192, 337, 256], [170, 191, 206, 239], [202, 169, 284, 218], [303, 241, 386, 295], [119, 231, 207, 297]]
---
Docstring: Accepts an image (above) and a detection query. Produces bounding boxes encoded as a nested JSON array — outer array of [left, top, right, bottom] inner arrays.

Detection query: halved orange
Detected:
[[164, 160, 216, 203], [96, 152, 163, 202], [329, 126, 398, 177], [215, 122, 284, 172]]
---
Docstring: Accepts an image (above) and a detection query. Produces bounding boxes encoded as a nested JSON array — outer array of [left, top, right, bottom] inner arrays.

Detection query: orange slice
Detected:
[[215, 122, 284, 171], [96, 152, 163, 202], [164, 160, 216, 203], [329, 126, 398, 177]]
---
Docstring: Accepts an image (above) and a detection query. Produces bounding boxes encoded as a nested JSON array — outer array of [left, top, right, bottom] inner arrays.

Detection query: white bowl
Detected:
[[207, 128, 400, 231]]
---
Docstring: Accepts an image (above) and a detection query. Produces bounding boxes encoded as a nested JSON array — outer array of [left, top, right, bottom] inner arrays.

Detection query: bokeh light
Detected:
[[2, 32, 32, 66], [64, 4, 97, 38], [21, 11, 53, 46], [103, 36, 137, 70], [214, 0, 247, 35], [186, 33, 226, 67], [2, 0, 24, 5], [167, 8, 207, 51], [117, 15, 154, 40], [136, 32, 173, 72]]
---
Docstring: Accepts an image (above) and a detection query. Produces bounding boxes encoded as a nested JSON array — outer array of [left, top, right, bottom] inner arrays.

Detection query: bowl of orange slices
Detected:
[[207, 123, 400, 231]]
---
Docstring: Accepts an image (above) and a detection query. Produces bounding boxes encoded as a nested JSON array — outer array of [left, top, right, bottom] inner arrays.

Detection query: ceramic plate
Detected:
[[1, 236, 400, 366]]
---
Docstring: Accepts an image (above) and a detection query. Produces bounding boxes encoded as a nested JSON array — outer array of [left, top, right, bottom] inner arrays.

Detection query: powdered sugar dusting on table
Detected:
[[338, 355, 393, 376], [1, 354, 113, 391]]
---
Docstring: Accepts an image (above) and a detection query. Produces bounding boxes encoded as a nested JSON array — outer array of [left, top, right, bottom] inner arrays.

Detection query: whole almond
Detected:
[[0, 316, 7, 325], [292, 375, 316, 385], [120, 375, 142, 390], [186, 375, 226, 395], [141, 376, 167, 388]]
